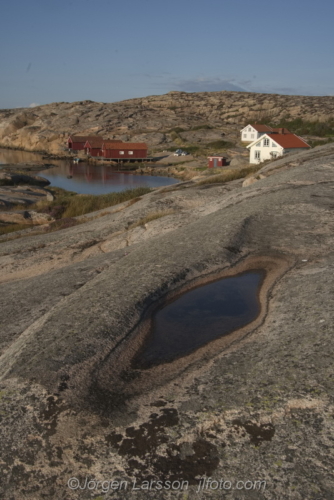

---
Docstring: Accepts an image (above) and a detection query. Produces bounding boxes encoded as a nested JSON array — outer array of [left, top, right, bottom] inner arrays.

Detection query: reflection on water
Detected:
[[40, 163, 179, 194], [0, 148, 179, 194], [132, 271, 265, 369], [0, 148, 44, 164]]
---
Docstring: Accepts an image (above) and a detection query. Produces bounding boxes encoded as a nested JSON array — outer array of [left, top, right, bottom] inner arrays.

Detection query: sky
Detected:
[[1, 0, 334, 108]]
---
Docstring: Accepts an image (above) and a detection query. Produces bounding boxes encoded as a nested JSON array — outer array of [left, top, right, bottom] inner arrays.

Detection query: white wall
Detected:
[[249, 137, 284, 163], [241, 126, 266, 142]]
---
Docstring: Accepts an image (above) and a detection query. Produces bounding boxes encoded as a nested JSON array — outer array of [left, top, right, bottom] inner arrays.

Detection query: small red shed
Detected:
[[67, 135, 103, 151], [101, 141, 148, 160], [207, 155, 227, 168]]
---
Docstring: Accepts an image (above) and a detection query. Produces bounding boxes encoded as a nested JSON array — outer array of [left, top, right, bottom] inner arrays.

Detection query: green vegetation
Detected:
[[307, 137, 334, 148], [128, 209, 175, 229], [183, 145, 200, 154], [0, 223, 32, 236], [258, 117, 334, 138], [169, 127, 186, 134], [0, 187, 152, 237], [206, 140, 234, 150], [198, 165, 262, 185], [191, 124, 213, 131], [40, 187, 152, 219]]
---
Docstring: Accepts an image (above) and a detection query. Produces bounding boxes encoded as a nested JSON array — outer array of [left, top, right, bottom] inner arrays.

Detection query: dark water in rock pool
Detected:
[[133, 271, 265, 369], [0, 149, 179, 194]]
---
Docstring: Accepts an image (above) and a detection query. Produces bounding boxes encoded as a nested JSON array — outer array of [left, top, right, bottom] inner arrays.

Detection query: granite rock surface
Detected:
[[0, 143, 334, 499]]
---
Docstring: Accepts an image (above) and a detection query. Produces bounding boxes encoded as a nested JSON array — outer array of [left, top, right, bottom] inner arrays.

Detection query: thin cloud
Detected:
[[171, 77, 248, 93], [29, 102, 40, 108]]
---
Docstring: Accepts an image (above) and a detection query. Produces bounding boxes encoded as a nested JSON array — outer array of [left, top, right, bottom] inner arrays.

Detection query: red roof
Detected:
[[271, 134, 310, 149], [272, 127, 291, 134], [84, 137, 105, 147], [68, 135, 103, 142], [251, 124, 273, 133], [102, 141, 147, 150]]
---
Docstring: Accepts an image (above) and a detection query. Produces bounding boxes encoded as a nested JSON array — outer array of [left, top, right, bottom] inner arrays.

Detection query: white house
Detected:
[[247, 133, 310, 164], [240, 124, 274, 142]]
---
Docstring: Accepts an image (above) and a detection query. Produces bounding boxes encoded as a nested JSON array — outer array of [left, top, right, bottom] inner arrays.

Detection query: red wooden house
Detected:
[[101, 141, 148, 160], [67, 135, 103, 151]]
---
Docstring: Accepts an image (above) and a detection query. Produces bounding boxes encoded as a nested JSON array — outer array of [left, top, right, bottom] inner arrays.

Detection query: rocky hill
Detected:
[[1, 91, 334, 154], [0, 142, 334, 499]]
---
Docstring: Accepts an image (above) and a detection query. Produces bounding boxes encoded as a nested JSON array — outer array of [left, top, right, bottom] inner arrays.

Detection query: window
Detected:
[[264, 138, 270, 147], [128, 151, 133, 155], [248, 127, 251, 132], [255, 151, 261, 159], [251, 134, 254, 139], [257, 141, 262, 147], [243, 133, 247, 138], [272, 142, 276, 147], [119, 151, 124, 155]]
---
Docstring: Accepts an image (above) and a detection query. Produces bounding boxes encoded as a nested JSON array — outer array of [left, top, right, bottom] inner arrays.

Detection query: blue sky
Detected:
[[1, 0, 333, 108]]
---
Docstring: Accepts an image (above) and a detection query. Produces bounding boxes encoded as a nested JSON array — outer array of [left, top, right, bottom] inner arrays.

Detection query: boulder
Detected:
[[229, 155, 249, 168], [0, 210, 54, 225], [0, 172, 50, 186]]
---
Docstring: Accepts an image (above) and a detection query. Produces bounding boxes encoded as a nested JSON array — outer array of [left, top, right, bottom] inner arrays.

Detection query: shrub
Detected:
[[206, 140, 234, 150], [61, 187, 152, 218], [0, 223, 31, 236], [258, 117, 334, 138], [191, 124, 213, 131], [198, 165, 262, 185], [128, 209, 175, 229]]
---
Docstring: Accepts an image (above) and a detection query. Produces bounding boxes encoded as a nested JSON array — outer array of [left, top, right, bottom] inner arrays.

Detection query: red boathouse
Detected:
[[84, 137, 105, 157], [101, 141, 148, 160], [67, 135, 103, 151]]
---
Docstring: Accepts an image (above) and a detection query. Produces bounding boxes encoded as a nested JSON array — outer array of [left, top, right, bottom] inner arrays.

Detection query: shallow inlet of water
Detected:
[[132, 271, 265, 369], [40, 163, 179, 194], [0, 149, 179, 194]]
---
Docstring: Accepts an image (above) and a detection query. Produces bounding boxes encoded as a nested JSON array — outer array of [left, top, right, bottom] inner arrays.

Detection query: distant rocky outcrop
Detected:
[[0, 91, 333, 154]]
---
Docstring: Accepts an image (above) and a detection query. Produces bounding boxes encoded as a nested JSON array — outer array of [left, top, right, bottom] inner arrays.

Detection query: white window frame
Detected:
[[264, 138, 270, 147], [128, 151, 133, 155], [254, 150, 261, 160], [119, 151, 124, 155]]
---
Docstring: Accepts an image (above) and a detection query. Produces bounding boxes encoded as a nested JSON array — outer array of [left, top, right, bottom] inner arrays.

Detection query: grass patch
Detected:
[[205, 140, 235, 150], [0, 223, 32, 236], [182, 145, 200, 155], [34, 187, 152, 219], [45, 218, 79, 232], [307, 137, 334, 148], [128, 209, 175, 229], [198, 165, 262, 185], [1, 187, 151, 237], [169, 127, 186, 134], [191, 124, 213, 131], [257, 117, 334, 138]]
